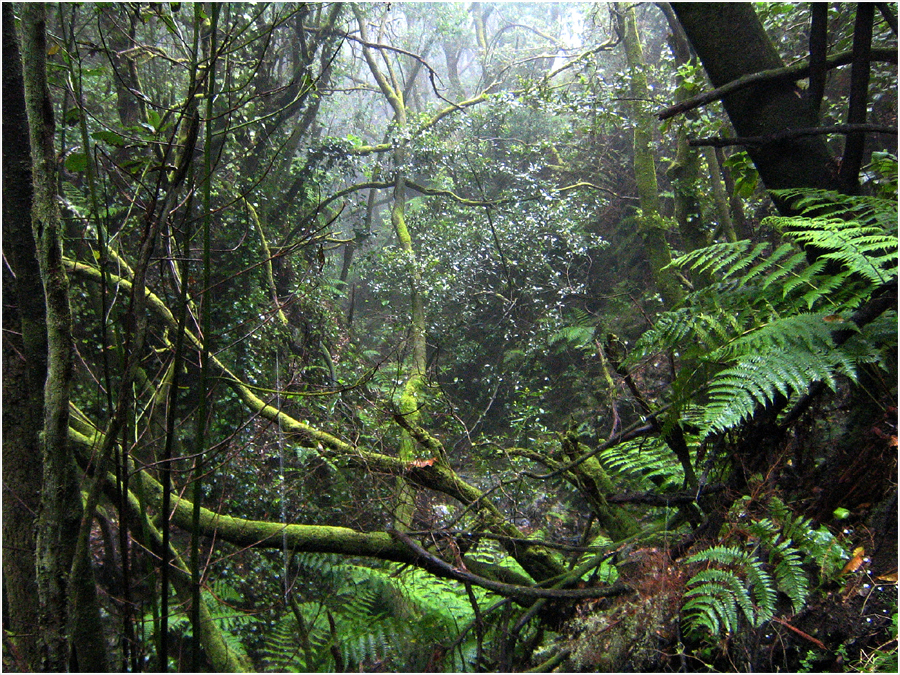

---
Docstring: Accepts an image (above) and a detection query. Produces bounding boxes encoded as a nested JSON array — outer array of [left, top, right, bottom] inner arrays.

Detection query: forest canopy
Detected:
[[2, 2, 897, 672]]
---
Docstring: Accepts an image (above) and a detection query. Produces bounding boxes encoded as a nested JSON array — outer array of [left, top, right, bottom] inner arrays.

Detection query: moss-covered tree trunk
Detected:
[[2, 8, 44, 668], [703, 146, 738, 242], [660, 3, 709, 256], [355, 6, 430, 529], [19, 5, 108, 670], [620, 3, 684, 309]]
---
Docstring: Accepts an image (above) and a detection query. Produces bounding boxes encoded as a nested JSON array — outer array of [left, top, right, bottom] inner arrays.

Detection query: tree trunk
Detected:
[[355, 5, 430, 529], [1, 7, 44, 670], [716, 147, 753, 239], [703, 147, 738, 242], [660, 2, 709, 256], [671, 2, 839, 203], [19, 5, 108, 670], [620, 3, 684, 309]]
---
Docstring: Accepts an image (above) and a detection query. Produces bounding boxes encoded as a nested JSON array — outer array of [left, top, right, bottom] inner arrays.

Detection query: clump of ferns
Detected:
[[625, 188, 897, 441], [257, 552, 497, 672], [681, 491, 848, 640]]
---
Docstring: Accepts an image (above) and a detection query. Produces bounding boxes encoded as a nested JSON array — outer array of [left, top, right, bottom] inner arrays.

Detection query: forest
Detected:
[[2, 2, 897, 672]]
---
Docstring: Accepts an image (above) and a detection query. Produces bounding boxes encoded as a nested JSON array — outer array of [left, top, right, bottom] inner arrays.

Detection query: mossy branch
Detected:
[[63, 257, 569, 581]]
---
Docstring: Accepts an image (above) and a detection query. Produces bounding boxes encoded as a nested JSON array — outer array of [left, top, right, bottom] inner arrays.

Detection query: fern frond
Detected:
[[777, 218, 898, 285], [668, 240, 755, 277], [708, 311, 851, 362], [742, 558, 778, 623], [702, 353, 825, 434], [686, 569, 756, 625], [770, 541, 810, 613], [684, 544, 749, 568], [683, 582, 735, 635], [599, 436, 684, 491], [772, 188, 897, 230]]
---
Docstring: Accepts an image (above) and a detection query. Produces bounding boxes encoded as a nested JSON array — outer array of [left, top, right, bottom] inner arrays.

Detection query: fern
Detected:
[[549, 308, 597, 349], [683, 496, 851, 640], [258, 553, 489, 672], [598, 436, 685, 492], [772, 188, 897, 229], [150, 579, 257, 666], [701, 332, 855, 434], [682, 545, 774, 637], [765, 496, 849, 582], [683, 573, 742, 635], [630, 189, 896, 439]]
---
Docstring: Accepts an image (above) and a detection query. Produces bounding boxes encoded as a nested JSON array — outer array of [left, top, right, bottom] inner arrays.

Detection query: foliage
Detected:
[[599, 435, 685, 492], [855, 609, 898, 673], [8, 2, 896, 672], [143, 580, 258, 667], [257, 553, 489, 671], [628, 189, 897, 437], [682, 494, 849, 639]]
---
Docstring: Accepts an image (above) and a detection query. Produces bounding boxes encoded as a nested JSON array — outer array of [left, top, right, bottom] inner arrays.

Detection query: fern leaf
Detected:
[[683, 577, 743, 635], [687, 569, 756, 625], [770, 540, 810, 613]]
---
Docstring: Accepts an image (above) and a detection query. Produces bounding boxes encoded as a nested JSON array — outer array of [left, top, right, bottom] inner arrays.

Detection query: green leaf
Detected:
[[147, 109, 162, 131], [64, 152, 89, 173], [91, 130, 125, 147]]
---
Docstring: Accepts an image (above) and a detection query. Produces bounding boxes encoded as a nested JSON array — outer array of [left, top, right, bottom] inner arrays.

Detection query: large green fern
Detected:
[[627, 189, 897, 439], [598, 435, 686, 492]]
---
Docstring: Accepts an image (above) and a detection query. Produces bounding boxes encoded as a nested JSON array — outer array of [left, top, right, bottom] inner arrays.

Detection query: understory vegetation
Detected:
[[2, 2, 897, 672]]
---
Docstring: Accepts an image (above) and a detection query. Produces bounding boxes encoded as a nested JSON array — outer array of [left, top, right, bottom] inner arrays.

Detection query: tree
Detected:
[[2, 4, 44, 669], [17, 4, 108, 670], [619, 2, 683, 308], [669, 2, 896, 202]]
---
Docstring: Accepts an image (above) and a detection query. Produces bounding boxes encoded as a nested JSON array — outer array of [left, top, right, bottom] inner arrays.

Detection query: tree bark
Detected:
[[670, 3, 839, 205], [704, 147, 737, 242], [19, 5, 108, 670], [660, 3, 709, 256], [1, 6, 44, 669], [716, 147, 752, 240], [838, 3, 875, 191]]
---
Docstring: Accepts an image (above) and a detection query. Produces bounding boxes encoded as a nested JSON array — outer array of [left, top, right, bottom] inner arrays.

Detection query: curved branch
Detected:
[[387, 529, 631, 601], [658, 47, 897, 121], [68, 424, 624, 603], [63, 257, 569, 582]]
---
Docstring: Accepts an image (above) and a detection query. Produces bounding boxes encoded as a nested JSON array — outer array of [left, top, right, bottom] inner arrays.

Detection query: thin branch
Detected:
[[658, 47, 897, 121], [876, 3, 898, 35], [688, 123, 896, 148], [387, 529, 631, 601]]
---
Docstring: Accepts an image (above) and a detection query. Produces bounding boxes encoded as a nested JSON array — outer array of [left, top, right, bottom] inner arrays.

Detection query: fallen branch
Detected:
[[387, 529, 631, 601], [772, 616, 828, 650]]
